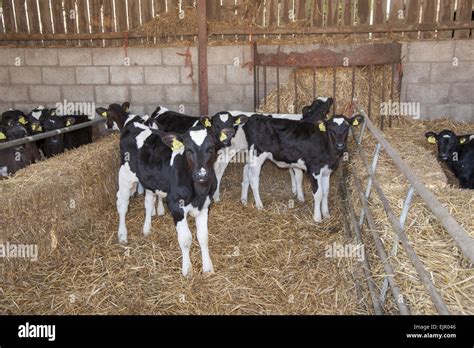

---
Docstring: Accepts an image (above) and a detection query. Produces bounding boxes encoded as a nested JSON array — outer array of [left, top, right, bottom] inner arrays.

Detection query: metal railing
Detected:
[[348, 100, 474, 315], [0, 117, 105, 150]]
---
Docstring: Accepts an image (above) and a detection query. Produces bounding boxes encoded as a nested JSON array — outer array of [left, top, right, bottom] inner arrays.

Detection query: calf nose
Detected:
[[193, 167, 209, 182], [336, 143, 346, 150], [440, 154, 449, 161]]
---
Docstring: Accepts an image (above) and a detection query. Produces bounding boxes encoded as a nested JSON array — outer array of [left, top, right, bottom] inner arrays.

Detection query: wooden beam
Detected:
[[197, 0, 208, 116], [1, 21, 473, 41]]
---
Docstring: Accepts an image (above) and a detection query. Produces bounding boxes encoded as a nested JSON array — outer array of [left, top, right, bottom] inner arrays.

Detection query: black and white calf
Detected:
[[241, 114, 364, 222], [301, 97, 334, 123], [425, 130, 474, 189], [96, 102, 130, 131], [117, 117, 220, 276], [62, 114, 93, 150]]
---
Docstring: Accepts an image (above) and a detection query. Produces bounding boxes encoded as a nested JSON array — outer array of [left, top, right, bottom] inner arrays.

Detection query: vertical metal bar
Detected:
[[256, 65, 260, 111], [351, 66, 356, 101], [332, 66, 336, 116], [312, 67, 316, 100], [294, 70, 298, 113], [197, 0, 208, 115], [253, 43, 257, 112], [390, 63, 394, 128], [263, 66, 267, 110], [381, 65, 386, 130], [368, 64, 373, 119], [359, 143, 382, 228], [276, 67, 280, 113]]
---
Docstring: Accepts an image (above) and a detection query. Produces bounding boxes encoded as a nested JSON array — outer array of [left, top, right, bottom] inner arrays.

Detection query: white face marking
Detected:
[[31, 110, 42, 120], [190, 129, 207, 146], [135, 127, 152, 149], [170, 147, 184, 166], [112, 121, 120, 131], [219, 113, 229, 122], [197, 167, 207, 176], [443, 134, 451, 138], [192, 120, 199, 127], [317, 96, 329, 102], [156, 106, 169, 116], [469, 135, 474, 141], [333, 117, 345, 126]]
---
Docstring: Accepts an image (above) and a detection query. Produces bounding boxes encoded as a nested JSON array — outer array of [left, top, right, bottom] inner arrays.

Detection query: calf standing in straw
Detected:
[[117, 115, 219, 276]]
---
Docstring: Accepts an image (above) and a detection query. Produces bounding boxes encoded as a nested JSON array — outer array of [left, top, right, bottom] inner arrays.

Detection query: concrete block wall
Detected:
[[401, 39, 474, 122], [0, 45, 256, 117]]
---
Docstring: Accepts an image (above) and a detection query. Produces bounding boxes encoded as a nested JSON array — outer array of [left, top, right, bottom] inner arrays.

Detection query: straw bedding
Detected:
[[1, 133, 369, 314]]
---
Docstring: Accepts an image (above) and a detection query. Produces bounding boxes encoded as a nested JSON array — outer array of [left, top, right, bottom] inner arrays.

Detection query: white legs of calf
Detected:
[[176, 208, 214, 277], [312, 166, 332, 222], [195, 209, 214, 273], [116, 163, 139, 244], [213, 155, 230, 202], [241, 164, 250, 205], [143, 189, 156, 236], [156, 195, 165, 216], [321, 173, 331, 219], [292, 168, 305, 203]]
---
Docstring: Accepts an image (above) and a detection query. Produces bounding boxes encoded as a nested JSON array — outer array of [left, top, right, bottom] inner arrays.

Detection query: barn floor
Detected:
[[1, 159, 370, 314]]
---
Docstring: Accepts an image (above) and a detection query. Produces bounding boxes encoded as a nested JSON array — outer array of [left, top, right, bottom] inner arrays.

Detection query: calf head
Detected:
[[159, 125, 218, 184], [317, 114, 364, 152], [96, 102, 130, 130], [41, 115, 65, 156], [425, 130, 472, 162], [27, 106, 56, 123], [302, 96, 334, 121], [2, 110, 28, 127], [5, 123, 28, 141], [207, 111, 248, 148]]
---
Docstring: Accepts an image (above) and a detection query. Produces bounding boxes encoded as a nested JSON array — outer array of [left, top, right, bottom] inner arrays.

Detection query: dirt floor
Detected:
[[0, 157, 370, 314]]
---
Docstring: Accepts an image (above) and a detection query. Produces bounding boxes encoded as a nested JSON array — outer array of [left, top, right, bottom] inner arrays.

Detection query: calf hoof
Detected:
[[322, 212, 331, 219], [118, 237, 128, 245], [143, 226, 151, 237], [297, 195, 305, 203], [313, 216, 322, 223], [203, 264, 215, 274], [255, 202, 264, 210], [241, 199, 248, 206], [213, 195, 221, 203], [182, 266, 193, 278], [157, 207, 165, 216]]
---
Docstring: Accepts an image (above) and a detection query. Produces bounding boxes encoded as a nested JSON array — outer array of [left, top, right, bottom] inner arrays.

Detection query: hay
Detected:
[[0, 133, 370, 314]]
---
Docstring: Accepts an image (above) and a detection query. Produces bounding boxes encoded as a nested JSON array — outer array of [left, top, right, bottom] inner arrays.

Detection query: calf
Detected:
[[117, 117, 219, 276], [40, 115, 74, 157], [425, 130, 474, 189], [241, 114, 364, 222], [96, 102, 130, 131], [1, 110, 28, 127], [0, 124, 41, 177], [301, 97, 334, 123], [62, 114, 93, 150]]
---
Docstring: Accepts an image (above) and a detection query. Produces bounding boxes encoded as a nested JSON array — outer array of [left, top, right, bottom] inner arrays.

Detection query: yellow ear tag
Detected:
[[235, 117, 241, 125], [171, 138, 184, 152], [19, 116, 27, 125], [0, 132, 6, 140], [219, 132, 227, 142], [460, 138, 466, 144], [101, 112, 107, 117], [37, 126, 42, 132], [352, 119, 359, 126], [204, 119, 212, 128], [66, 120, 71, 126], [428, 136, 437, 144], [125, 108, 129, 112], [31, 124, 37, 130], [319, 123, 326, 132]]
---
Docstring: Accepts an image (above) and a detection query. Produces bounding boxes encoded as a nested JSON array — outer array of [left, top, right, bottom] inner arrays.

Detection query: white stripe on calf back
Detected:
[[135, 127, 152, 149]]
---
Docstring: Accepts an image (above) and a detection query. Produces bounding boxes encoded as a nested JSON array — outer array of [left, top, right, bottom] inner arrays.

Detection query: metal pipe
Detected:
[[197, 0, 208, 116], [359, 143, 381, 228], [341, 164, 385, 315], [0, 118, 105, 150], [354, 102, 474, 264], [350, 162, 411, 315]]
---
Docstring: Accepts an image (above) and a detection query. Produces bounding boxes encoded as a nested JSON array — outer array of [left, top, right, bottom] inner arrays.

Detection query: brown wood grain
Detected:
[[454, 0, 473, 38], [406, 0, 421, 38], [438, 0, 455, 39]]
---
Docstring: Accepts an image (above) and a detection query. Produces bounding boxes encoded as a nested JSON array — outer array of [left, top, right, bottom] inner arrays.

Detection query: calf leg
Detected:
[[213, 152, 231, 202], [137, 182, 145, 195], [116, 164, 138, 244], [195, 208, 214, 273], [241, 164, 250, 205], [293, 168, 305, 203], [156, 195, 165, 216], [249, 154, 267, 209], [321, 173, 331, 218], [176, 217, 193, 277], [289, 168, 297, 195], [143, 189, 156, 236], [310, 171, 323, 222]]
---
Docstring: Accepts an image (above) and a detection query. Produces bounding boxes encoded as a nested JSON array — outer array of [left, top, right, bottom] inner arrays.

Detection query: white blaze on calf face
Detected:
[[333, 117, 345, 126], [31, 110, 42, 120], [190, 129, 207, 146], [443, 134, 451, 138], [219, 113, 229, 123], [155, 106, 169, 116], [317, 96, 329, 102]]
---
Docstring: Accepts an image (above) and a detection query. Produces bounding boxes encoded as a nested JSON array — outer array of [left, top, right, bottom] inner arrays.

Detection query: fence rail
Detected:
[[0, 0, 472, 45]]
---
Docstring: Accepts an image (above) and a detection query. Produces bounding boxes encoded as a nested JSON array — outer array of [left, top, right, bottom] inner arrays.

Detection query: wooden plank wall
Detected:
[[0, 0, 472, 45]]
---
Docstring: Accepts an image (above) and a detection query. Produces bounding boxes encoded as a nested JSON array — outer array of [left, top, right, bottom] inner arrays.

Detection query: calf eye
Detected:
[[206, 147, 215, 154], [185, 149, 194, 155]]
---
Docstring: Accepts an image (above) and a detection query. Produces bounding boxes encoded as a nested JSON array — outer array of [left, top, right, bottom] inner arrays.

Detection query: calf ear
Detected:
[[158, 131, 184, 152], [233, 114, 248, 126], [425, 131, 438, 144], [316, 120, 327, 132], [458, 135, 472, 145], [302, 106, 310, 115], [65, 117, 76, 127], [96, 107, 108, 118], [49, 108, 57, 116], [122, 102, 130, 112], [0, 131, 6, 140], [349, 114, 364, 127], [200, 115, 212, 128]]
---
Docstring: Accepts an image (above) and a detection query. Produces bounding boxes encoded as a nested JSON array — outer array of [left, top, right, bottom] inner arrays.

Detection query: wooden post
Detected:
[[197, 0, 208, 116]]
